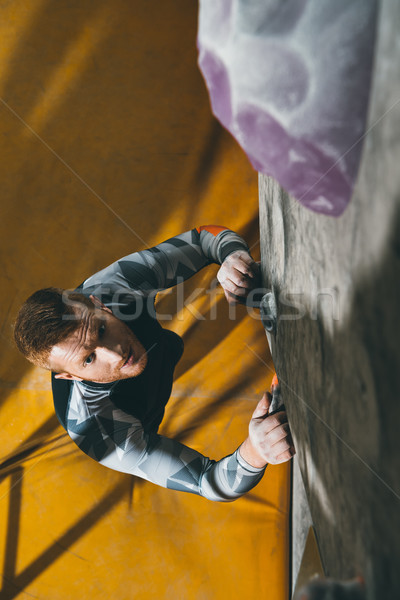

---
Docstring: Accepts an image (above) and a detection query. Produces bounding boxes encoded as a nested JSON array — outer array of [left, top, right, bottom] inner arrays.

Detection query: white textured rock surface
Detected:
[[198, 0, 377, 216]]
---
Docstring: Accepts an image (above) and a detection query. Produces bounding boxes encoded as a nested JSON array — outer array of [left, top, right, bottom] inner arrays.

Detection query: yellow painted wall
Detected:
[[0, 2, 290, 599]]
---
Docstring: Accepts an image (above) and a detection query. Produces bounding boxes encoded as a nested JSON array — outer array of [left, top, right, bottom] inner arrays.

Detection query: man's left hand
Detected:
[[217, 250, 260, 304]]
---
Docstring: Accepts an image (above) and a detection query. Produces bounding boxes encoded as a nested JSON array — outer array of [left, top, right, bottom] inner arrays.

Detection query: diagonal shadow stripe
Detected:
[[2, 468, 23, 587], [0, 478, 130, 600], [0, 439, 72, 483], [0, 415, 61, 477]]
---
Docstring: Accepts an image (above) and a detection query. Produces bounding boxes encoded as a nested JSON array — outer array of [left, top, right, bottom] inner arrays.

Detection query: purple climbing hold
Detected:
[[197, 0, 377, 216]]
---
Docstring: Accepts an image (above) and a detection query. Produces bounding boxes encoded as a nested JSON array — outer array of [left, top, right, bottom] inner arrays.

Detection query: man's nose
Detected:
[[96, 345, 123, 363]]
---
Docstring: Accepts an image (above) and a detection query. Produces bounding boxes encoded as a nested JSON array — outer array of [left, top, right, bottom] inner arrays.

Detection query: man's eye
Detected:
[[85, 353, 95, 366]]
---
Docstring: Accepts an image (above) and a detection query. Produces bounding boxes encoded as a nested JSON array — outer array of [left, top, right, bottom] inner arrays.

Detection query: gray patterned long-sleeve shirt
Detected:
[[52, 226, 266, 501]]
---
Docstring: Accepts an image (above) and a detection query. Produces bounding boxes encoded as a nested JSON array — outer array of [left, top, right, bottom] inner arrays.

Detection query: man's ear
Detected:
[[89, 294, 112, 314], [54, 372, 83, 382]]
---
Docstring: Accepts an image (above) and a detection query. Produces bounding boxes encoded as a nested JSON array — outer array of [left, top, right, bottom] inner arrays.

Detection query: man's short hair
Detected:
[[14, 288, 93, 369]]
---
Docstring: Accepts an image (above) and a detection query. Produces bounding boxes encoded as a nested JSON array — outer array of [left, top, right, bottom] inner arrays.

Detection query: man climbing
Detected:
[[14, 225, 294, 502]]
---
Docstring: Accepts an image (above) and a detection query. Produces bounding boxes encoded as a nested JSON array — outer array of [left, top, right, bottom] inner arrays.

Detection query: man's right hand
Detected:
[[239, 392, 295, 468], [217, 250, 261, 304]]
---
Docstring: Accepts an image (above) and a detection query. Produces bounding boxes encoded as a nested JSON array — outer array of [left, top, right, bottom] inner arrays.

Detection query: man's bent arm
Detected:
[[65, 391, 265, 502], [81, 226, 251, 296]]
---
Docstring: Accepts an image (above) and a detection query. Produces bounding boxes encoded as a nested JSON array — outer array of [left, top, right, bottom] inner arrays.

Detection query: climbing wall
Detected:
[[259, 1, 400, 597]]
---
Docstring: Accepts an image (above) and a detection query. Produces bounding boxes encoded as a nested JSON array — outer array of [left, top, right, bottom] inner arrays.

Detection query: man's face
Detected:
[[49, 298, 148, 383]]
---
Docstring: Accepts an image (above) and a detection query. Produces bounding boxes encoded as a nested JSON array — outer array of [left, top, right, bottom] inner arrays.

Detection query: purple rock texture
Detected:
[[197, 0, 377, 216]]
